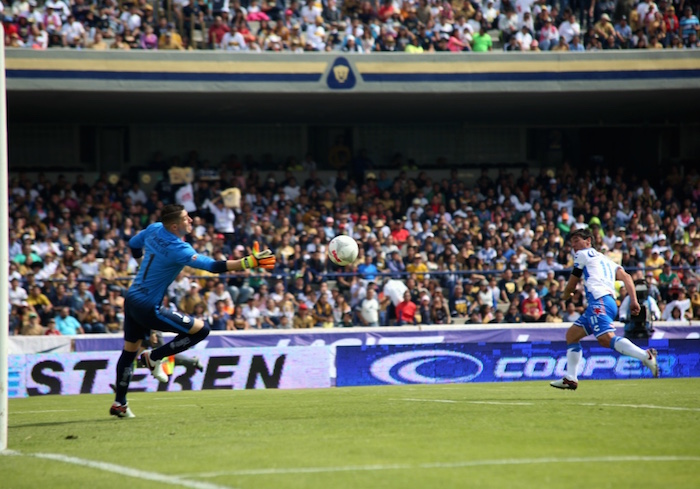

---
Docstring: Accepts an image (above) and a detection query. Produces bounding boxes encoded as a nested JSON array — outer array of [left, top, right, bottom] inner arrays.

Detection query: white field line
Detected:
[[188, 455, 700, 478], [396, 398, 534, 406], [1, 450, 234, 489], [11, 409, 78, 414], [396, 398, 700, 411], [576, 402, 700, 412]]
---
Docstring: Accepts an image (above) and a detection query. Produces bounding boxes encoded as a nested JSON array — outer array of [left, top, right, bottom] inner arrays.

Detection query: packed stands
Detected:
[[2, 0, 700, 51], [7, 149, 700, 334]]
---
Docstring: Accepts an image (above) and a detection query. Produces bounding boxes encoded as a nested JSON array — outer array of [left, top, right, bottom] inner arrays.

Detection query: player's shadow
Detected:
[[10, 418, 120, 429]]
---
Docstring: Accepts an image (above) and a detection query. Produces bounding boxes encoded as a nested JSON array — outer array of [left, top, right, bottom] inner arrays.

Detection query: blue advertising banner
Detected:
[[335, 340, 700, 387]]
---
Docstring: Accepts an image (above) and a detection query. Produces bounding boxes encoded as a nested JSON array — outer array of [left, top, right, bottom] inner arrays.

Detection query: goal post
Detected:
[[1, 23, 10, 451]]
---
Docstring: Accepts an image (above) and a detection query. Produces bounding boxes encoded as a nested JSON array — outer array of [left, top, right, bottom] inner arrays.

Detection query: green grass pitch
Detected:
[[3, 378, 699, 489]]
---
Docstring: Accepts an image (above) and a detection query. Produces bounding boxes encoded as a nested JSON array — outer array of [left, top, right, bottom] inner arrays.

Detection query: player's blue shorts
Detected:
[[123, 297, 195, 344], [573, 294, 618, 337]]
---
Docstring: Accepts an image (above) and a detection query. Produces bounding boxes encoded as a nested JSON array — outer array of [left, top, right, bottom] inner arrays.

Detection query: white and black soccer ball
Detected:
[[328, 235, 359, 267]]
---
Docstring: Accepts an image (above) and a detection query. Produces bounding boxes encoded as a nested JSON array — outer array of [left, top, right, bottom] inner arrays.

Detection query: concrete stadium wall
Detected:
[[6, 50, 700, 174], [6, 49, 700, 93]]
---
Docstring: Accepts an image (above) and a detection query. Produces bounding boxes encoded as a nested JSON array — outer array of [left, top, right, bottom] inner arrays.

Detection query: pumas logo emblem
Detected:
[[327, 57, 356, 89]]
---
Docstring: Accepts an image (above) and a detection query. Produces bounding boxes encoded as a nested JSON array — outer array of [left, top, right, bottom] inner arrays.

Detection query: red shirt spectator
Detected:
[[664, 9, 680, 35], [521, 289, 544, 321], [390, 221, 410, 243], [208, 16, 231, 47], [396, 292, 417, 325]]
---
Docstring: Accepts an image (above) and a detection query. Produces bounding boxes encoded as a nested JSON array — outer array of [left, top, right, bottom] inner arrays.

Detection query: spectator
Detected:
[[570, 33, 585, 50], [293, 303, 315, 328], [229, 305, 247, 330], [26, 284, 53, 323], [359, 287, 380, 326], [613, 15, 632, 47], [332, 293, 352, 326], [54, 306, 84, 335], [538, 17, 559, 51], [521, 288, 544, 322], [544, 303, 563, 322], [210, 299, 232, 330], [45, 317, 61, 336], [680, 6, 700, 42], [396, 290, 418, 325], [431, 295, 452, 324], [9, 277, 28, 307], [242, 297, 263, 329], [77, 299, 106, 333], [21, 312, 45, 335], [207, 281, 234, 315], [357, 255, 378, 281], [262, 298, 282, 328], [661, 288, 692, 320], [562, 301, 581, 322], [537, 251, 564, 280]]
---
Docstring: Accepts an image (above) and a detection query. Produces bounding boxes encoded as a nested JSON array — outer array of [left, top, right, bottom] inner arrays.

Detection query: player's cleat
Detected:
[[550, 378, 578, 390], [110, 402, 135, 418], [193, 356, 204, 372], [643, 348, 659, 378], [142, 350, 169, 383]]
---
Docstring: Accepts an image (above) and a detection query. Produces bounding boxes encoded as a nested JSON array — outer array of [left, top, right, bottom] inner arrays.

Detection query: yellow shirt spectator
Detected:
[[644, 249, 665, 279], [407, 258, 429, 281]]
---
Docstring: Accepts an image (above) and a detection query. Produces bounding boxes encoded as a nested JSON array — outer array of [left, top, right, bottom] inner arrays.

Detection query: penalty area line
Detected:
[[1, 450, 235, 489], [188, 455, 700, 478]]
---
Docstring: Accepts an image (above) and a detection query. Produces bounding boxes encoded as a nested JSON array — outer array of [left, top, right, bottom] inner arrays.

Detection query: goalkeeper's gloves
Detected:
[[241, 241, 276, 270]]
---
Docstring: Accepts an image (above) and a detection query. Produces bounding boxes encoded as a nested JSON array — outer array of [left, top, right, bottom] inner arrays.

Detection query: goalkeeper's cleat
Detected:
[[193, 356, 204, 372], [550, 378, 578, 390], [141, 350, 169, 383], [110, 402, 135, 418], [642, 348, 659, 378]]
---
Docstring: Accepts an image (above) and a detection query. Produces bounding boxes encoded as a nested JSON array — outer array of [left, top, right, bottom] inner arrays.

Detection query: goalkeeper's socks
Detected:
[[610, 336, 647, 361], [565, 343, 582, 381], [150, 324, 210, 361], [114, 349, 138, 405]]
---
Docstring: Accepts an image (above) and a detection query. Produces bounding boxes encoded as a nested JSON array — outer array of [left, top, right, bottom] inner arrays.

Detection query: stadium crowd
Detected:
[[2, 0, 700, 51], [6, 149, 700, 335]]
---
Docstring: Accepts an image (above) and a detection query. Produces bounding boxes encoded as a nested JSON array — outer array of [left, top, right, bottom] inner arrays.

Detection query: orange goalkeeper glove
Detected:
[[241, 241, 276, 270]]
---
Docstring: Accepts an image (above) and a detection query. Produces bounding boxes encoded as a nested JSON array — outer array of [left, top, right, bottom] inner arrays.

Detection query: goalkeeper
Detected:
[[110, 204, 275, 418]]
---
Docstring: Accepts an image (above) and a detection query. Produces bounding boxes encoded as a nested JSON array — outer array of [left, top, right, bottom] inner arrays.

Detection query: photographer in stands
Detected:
[[620, 280, 660, 339]]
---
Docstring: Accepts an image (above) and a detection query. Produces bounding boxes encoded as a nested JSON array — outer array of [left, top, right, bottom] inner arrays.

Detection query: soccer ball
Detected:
[[328, 235, 359, 267]]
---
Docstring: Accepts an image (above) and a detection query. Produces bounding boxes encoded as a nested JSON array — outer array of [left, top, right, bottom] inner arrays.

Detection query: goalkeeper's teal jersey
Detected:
[[127, 223, 218, 306]]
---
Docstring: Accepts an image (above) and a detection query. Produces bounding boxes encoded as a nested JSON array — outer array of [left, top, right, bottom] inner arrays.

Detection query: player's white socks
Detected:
[[611, 336, 648, 361], [566, 343, 582, 381]]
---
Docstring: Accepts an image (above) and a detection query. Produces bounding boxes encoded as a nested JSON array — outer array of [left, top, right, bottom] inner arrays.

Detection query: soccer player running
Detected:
[[110, 204, 275, 418], [550, 228, 658, 390]]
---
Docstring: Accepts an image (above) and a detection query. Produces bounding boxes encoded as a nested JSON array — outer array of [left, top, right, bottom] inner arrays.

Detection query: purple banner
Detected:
[[73, 324, 700, 352]]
